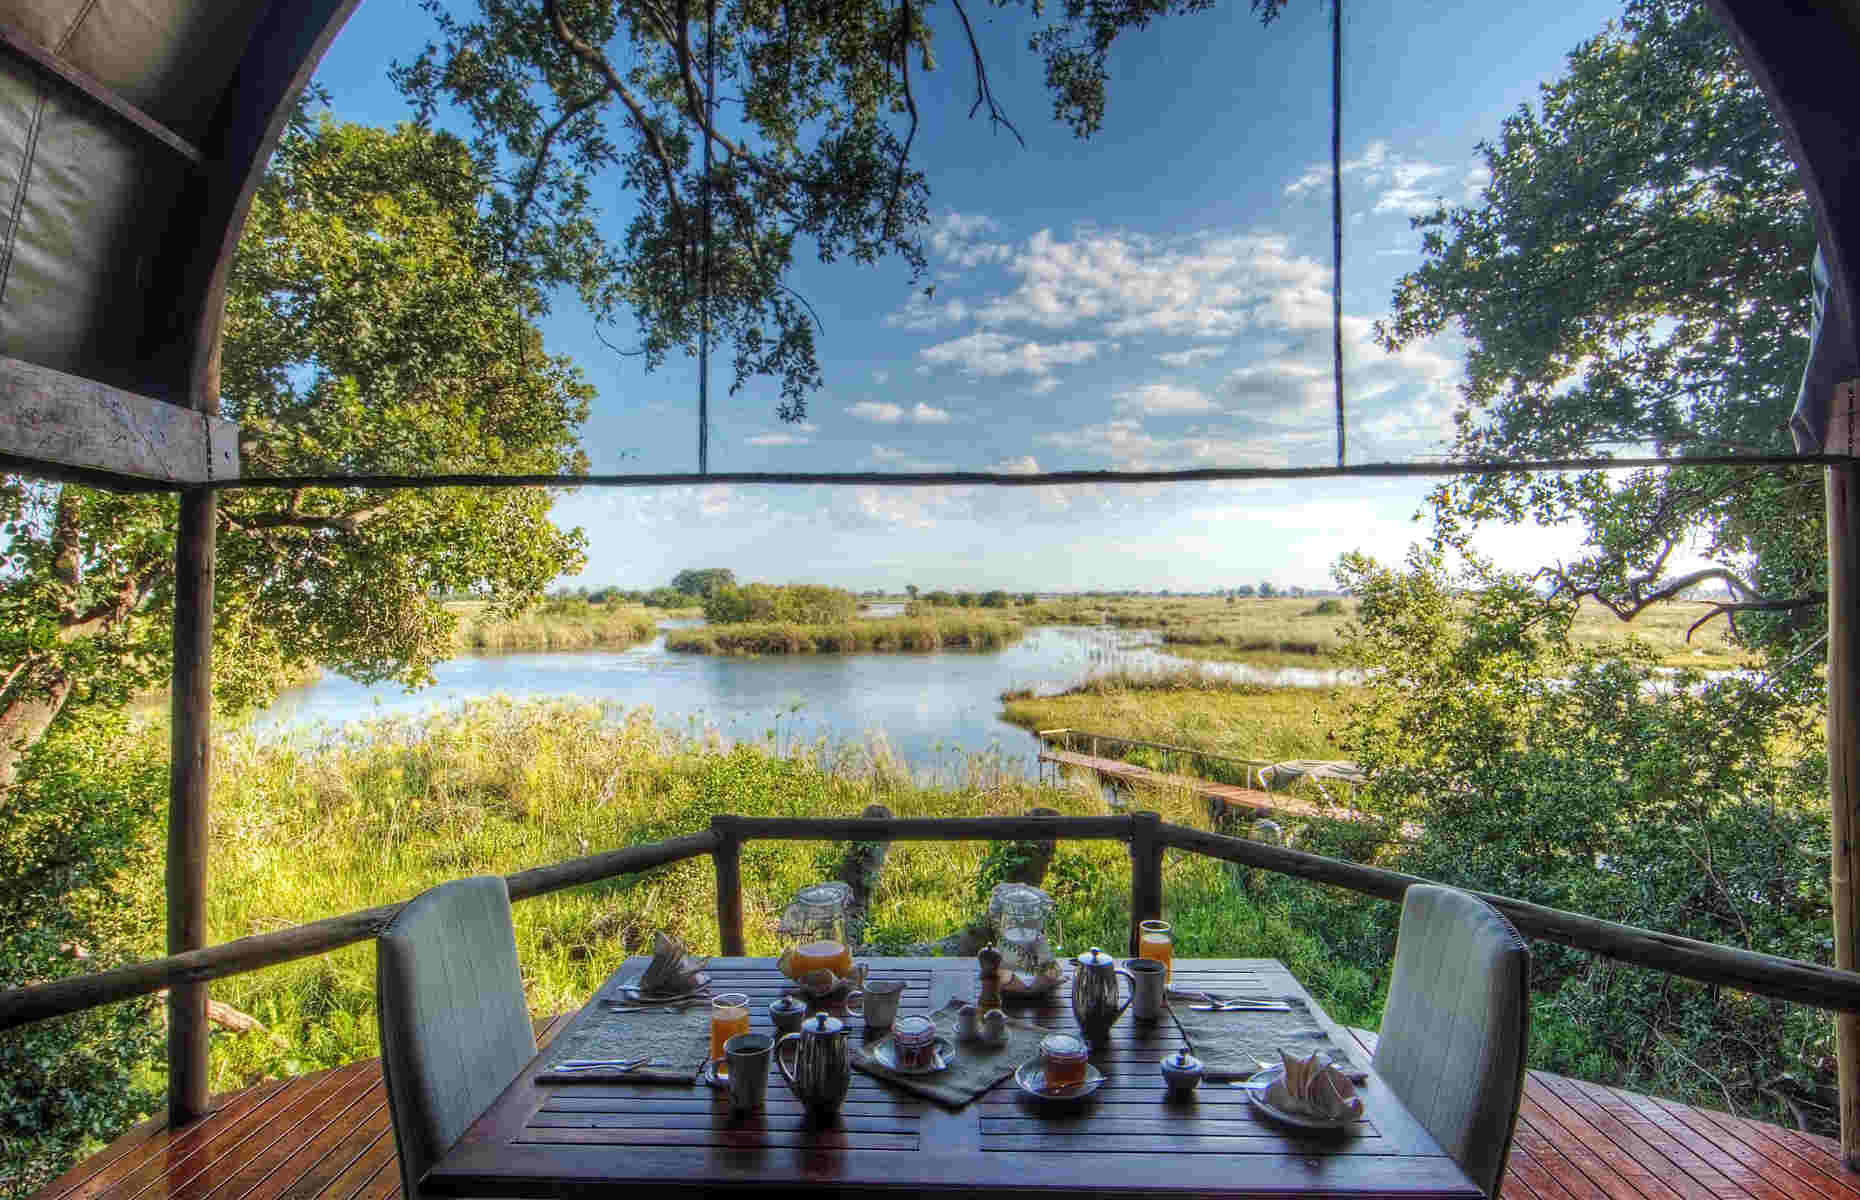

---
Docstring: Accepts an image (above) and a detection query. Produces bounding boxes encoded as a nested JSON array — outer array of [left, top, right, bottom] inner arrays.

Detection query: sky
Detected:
[[304, 0, 1653, 592]]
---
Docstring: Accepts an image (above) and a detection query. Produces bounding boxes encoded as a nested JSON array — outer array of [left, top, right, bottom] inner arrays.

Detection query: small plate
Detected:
[[1243, 1065, 1360, 1131], [618, 972, 711, 1003], [870, 1035, 957, 1075], [1014, 1059, 1105, 1101]]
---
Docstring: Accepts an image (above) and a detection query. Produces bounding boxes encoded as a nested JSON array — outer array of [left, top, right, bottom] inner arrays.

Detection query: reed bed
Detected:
[[666, 615, 1023, 655], [452, 605, 661, 652], [137, 697, 1375, 1092]]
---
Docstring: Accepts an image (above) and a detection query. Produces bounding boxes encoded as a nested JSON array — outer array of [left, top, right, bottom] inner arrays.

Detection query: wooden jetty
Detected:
[[1034, 728, 1360, 825], [29, 1016, 1849, 1200]]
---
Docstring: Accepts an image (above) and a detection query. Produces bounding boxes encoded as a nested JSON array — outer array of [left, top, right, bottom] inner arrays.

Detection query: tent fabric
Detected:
[[1794, 247, 1860, 455]]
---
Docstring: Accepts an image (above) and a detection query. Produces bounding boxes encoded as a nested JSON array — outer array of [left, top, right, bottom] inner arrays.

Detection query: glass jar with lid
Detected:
[[987, 883, 1057, 978], [779, 881, 855, 977]]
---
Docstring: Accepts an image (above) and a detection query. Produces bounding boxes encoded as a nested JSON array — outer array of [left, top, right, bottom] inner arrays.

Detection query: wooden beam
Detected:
[[721, 814, 1133, 841], [1127, 810, 1164, 958], [0, 357, 237, 485], [1830, 462, 1860, 1167], [712, 816, 745, 957], [0, 19, 204, 164], [166, 487, 215, 1125], [0, 832, 718, 1032], [1158, 822, 1860, 1015]]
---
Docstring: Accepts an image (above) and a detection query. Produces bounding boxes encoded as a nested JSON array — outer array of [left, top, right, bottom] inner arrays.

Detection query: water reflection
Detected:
[[255, 626, 1360, 782]]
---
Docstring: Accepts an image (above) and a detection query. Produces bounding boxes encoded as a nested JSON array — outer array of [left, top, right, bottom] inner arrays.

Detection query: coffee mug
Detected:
[[846, 978, 906, 1030], [1124, 956, 1168, 1024], [704, 1032, 773, 1112]]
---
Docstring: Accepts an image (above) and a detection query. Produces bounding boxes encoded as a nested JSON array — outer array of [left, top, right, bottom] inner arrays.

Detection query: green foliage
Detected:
[[701, 583, 859, 625], [668, 614, 1020, 654], [1328, 548, 1833, 1130], [0, 711, 164, 1197], [1380, 0, 1821, 684], [670, 569, 736, 598]]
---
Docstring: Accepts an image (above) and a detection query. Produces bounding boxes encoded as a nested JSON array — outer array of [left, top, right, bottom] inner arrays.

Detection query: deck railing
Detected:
[[4, 811, 1860, 1092]]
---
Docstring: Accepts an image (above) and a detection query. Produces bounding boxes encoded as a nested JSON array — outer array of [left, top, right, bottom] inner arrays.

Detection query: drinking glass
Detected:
[[710, 992, 751, 1077], [1137, 919, 1174, 982], [1040, 1032, 1089, 1089]]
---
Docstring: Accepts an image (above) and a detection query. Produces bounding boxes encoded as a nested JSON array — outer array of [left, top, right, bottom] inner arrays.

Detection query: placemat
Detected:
[[1171, 995, 1349, 1081], [851, 1001, 1044, 1109], [536, 999, 711, 1084]]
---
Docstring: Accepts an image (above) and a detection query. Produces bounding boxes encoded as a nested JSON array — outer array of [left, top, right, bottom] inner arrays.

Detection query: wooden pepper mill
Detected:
[[977, 945, 1003, 1010]]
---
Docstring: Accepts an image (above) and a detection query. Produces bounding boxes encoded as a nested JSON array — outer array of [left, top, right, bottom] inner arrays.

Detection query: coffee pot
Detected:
[[775, 1011, 852, 1114], [1070, 947, 1135, 1044]]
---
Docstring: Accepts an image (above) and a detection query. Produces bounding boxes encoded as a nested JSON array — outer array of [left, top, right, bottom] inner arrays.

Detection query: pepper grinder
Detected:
[[977, 945, 1003, 1010]]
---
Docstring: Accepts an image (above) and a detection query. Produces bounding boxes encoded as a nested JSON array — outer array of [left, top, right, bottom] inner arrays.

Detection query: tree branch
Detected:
[[238, 504, 392, 535], [1539, 562, 1825, 640], [949, 0, 1023, 145], [881, 0, 918, 241]]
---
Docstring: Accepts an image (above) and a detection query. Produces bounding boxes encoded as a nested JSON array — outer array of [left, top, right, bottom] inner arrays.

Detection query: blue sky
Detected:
[[307, 0, 1644, 591]]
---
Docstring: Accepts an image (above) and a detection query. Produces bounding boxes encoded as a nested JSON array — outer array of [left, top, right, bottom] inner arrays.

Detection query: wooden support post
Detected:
[[1829, 462, 1860, 1170], [712, 814, 745, 956], [1128, 810, 1164, 958], [167, 486, 215, 1125]]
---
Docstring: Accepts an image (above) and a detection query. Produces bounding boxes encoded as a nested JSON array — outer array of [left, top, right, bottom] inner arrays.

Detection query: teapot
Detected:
[[1070, 947, 1135, 1044], [775, 1011, 852, 1114]]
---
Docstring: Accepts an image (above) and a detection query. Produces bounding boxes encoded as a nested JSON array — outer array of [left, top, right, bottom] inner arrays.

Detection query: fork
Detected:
[[1188, 999, 1292, 1012], [552, 1057, 654, 1072]]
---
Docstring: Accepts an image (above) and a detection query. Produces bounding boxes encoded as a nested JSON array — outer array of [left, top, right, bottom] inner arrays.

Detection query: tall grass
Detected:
[[139, 697, 1380, 1093], [666, 615, 1022, 655], [452, 605, 661, 651]]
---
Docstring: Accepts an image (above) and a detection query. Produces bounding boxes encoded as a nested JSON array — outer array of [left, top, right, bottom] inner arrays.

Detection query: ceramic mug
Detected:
[[703, 1032, 773, 1113], [1124, 957, 1169, 1024], [846, 979, 906, 1030]]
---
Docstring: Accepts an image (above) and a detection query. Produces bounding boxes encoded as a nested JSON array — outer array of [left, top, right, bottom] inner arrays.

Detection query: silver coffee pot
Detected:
[[775, 1011, 852, 1114], [1071, 946, 1135, 1044]]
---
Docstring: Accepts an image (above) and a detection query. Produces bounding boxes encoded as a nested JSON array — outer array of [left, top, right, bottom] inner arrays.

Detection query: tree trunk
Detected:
[[0, 669, 74, 788]]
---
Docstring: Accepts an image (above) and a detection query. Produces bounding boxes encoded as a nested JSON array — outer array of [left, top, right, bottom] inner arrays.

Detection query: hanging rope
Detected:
[[697, 0, 716, 474], [1331, 0, 1345, 468]]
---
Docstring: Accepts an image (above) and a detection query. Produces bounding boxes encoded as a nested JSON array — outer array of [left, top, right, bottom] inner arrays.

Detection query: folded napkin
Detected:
[[851, 1000, 1043, 1109], [535, 994, 711, 1085], [1171, 993, 1346, 1080], [1262, 1049, 1363, 1121]]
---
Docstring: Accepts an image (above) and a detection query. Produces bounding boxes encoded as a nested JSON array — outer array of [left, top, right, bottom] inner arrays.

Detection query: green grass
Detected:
[[665, 615, 1022, 655], [447, 601, 677, 652], [134, 697, 1382, 1093]]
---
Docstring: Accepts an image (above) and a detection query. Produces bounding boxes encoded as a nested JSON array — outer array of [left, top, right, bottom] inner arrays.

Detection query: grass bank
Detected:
[[448, 601, 682, 652], [143, 698, 1378, 1093], [666, 615, 1022, 655]]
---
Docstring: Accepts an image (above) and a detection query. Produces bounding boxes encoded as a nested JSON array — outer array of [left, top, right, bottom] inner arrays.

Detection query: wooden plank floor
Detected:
[[29, 1020, 1849, 1200]]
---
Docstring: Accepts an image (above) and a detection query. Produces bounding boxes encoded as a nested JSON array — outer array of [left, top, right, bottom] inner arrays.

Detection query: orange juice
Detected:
[[710, 994, 750, 1077], [1138, 922, 1174, 982], [787, 939, 853, 977]]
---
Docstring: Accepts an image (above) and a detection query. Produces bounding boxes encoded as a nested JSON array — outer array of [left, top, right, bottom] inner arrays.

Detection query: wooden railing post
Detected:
[[167, 485, 215, 1126], [712, 814, 746, 956], [1128, 810, 1164, 957], [1828, 461, 1860, 1169]]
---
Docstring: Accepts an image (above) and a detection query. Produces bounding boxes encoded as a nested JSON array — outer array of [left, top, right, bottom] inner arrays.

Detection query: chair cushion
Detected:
[[1373, 884, 1530, 1198], [377, 875, 535, 1200]]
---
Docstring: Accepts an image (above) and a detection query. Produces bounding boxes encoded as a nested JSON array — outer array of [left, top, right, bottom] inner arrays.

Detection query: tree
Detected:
[[671, 567, 737, 598], [1379, 0, 1821, 690], [1256, 580, 1277, 598], [389, 0, 1289, 416], [0, 108, 592, 783]]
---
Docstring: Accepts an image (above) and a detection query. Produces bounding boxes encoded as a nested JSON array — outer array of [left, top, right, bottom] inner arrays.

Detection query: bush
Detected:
[[702, 583, 858, 625], [1, 710, 164, 1197]]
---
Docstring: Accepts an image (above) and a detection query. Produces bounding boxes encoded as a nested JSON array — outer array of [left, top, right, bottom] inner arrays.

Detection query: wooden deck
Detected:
[[1039, 747, 1332, 821], [27, 1020, 1850, 1200]]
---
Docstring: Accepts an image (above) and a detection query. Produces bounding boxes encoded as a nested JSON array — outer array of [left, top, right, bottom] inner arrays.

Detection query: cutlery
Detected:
[[602, 1000, 705, 1012], [1188, 1000, 1292, 1012], [553, 1057, 655, 1072], [1166, 988, 1268, 1005]]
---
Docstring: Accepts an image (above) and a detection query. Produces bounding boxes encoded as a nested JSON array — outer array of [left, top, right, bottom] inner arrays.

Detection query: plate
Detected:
[[618, 972, 711, 1003], [1014, 1058, 1105, 1101], [1242, 1065, 1360, 1131], [870, 1035, 957, 1075]]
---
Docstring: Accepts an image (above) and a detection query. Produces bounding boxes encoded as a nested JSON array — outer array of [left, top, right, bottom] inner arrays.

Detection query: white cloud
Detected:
[[886, 293, 972, 332], [1285, 140, 1464, 216], [847, 400, 953, 424], [1115, 383, 1218, 415], [869, 445, 953, 471], [990, 455, 1041, 475], [747, 432, 809, 446], [1038, 418, 1321, 471], [1157, 345, 1225, 367], [930, 211, 1012, 269], [918, 330, 1101, 377]]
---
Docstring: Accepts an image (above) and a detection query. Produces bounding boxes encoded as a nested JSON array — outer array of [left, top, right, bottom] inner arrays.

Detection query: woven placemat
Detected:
[[1171, 995, 1349, 1081], [536, 1000, 711, 1084], [851, 1001, 1044, 1109]]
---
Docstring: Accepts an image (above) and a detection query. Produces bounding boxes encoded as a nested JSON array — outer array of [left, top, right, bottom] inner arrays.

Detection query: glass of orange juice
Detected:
[[1137, 919, 1174, 982], [710, 993, 751, 1077]]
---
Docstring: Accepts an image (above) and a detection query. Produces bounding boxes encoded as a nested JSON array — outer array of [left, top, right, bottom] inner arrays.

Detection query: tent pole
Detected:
[[1828, 462, 1860, 1169], [166, 484, 215, 1124]]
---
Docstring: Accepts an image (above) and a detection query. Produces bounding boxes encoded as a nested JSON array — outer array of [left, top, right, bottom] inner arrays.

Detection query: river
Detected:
[[256, 625, 1357, 783]]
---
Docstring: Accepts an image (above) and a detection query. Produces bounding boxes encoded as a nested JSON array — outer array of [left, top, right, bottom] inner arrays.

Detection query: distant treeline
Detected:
[[909, 590, 1036, 610]]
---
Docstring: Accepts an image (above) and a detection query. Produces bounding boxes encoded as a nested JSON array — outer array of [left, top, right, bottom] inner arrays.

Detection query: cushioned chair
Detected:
[[1373, 884, 1531, 1199], [377, 876, 536, 1200]]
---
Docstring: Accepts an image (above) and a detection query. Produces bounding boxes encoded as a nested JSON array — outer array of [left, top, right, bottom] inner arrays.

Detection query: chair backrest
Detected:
[[377, 875, 536, 1200], [1373, 884, 1530, 1199]]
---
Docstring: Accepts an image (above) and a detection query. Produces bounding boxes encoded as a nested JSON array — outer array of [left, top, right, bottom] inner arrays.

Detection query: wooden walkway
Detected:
[[1039, 747, 1331, 821], [28, 1019, 1850, 1200]]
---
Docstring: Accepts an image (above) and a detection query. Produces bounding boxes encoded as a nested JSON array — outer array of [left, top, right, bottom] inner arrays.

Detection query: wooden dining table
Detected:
[[425, 956, 1484, 1199]]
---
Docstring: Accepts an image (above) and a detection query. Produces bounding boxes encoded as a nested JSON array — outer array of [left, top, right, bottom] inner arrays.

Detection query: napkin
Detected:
[[1263, 1049, 1363, 1121]]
